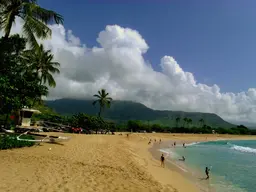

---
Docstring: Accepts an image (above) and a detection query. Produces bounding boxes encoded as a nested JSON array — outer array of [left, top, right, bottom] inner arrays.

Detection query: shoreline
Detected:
[[125, 133, 201, 192], [0, 133, 256, 192], [149, 140, 213, 192], [147, 134, 256, 192]]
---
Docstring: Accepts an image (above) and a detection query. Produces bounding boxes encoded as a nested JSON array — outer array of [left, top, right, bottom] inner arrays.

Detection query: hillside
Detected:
[[45, 99, 235, 128]]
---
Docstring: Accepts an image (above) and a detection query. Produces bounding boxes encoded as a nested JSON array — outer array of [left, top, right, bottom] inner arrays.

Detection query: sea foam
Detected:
[[231, 145, 256, 154]]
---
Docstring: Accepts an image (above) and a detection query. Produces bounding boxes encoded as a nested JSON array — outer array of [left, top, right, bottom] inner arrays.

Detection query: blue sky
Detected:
[[39, 0, 256, 93]]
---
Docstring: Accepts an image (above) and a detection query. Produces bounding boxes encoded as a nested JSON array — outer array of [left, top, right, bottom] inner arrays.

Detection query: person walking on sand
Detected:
[[205, 167, 210, 180], [160, 154, 165, 167]]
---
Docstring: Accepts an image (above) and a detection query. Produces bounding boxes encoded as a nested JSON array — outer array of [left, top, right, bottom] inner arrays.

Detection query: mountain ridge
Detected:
[[45, 98, 236, 128]]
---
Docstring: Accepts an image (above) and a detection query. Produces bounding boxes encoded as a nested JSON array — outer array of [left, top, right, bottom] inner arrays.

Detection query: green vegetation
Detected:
[[0, 134, 34, 150], [0, 0, 63, 48], [32, 98, 256, 135], [0, 1, 255, 152], [0, 1, 63, 149], [93, 89, 113, 118], [45, 99, 235, 128], [33, 104, 256, 135]]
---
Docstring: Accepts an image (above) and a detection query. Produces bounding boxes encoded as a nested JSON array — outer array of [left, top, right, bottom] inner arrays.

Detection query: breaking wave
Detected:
[[231, 145, 256, 154]]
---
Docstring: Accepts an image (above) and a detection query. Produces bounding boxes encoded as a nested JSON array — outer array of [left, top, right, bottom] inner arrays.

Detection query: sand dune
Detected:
[[1, 133, 255, 192]]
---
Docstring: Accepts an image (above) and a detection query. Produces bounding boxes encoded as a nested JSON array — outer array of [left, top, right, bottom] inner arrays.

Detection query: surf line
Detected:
[[166, 159, 188, 172]]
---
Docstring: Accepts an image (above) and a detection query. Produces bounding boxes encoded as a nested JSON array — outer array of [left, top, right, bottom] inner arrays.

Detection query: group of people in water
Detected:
[[159, 141, 210, 180]]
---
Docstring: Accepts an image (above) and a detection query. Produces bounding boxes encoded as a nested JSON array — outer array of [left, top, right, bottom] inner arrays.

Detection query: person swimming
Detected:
[[160, 154, 165, 167], [205, 167, 210, 179], [179, 156, 185, 161]]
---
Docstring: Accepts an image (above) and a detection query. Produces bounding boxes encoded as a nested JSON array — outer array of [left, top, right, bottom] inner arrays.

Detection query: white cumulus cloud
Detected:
[[4, 18, 256, 124]]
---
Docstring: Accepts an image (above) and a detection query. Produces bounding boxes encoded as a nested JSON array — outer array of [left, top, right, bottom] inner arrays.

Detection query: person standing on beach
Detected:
[[205, 167, 210, 180], [160, 154, 165, 167]]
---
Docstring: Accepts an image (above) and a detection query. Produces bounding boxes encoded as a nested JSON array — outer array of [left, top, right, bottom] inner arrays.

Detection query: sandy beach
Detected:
[[0, 133, 256, 192]]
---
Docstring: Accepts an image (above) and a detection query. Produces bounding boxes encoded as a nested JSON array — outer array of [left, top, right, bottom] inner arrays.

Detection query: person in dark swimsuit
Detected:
[[160, 154, 165, 167], [205, 167, 210, 179]]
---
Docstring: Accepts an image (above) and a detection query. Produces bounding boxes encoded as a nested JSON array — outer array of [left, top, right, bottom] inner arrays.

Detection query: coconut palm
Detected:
[[183, 117, 188, 128], [187, 118, 192, 128], [199, 118, 204, 128], [92, 89, 112, 118], [23, 44, 60, 87], [175, 117, 180, 128], [0, 0, 63, 48]]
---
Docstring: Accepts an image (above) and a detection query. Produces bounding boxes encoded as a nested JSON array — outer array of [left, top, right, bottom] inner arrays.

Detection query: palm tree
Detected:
[[23, 44, 60, 87], [183, 117, 188, 128], [187, 118, 192, 128], [175, 117, 180, 128], [92, 89, 112, 118], [199, 118, 204, 128], [0, 0, 63, 48]]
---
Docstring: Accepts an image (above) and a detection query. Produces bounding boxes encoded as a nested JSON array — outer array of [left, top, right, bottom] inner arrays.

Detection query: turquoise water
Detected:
[[161, 140, 256, 192]]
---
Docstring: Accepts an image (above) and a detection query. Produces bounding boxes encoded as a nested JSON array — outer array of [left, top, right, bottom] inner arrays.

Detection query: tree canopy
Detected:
[[93, 89, 113, 117], [0, 0, 63, 48], [0, 35, 48, 118]]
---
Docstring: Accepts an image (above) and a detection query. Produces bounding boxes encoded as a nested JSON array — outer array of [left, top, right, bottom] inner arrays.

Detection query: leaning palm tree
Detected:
[[92, 89, 112, 118], [0, 0, 63, 48], [23, 44, 60, 87]]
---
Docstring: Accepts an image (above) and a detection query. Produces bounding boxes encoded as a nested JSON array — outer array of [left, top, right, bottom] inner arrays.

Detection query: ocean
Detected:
[[159, 140, 256, 192]]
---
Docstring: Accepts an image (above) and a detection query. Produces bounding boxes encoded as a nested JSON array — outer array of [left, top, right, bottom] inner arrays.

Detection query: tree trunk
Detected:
[[4, 113, 9, 129], [32, 72, 41, 107], [4, 32, 10, 39], [98, 107, 102, 118]]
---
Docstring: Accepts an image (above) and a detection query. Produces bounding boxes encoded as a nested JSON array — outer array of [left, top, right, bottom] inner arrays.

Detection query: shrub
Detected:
[[0, 134, 35, 150]]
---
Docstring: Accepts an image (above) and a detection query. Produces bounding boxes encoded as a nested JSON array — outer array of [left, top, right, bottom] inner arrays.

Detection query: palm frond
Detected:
[[22, 17, 39, 49], [106, 97, 113, 101], [93, 94, 101, 99], [92, 100, 98, 106], [29, 3, 63, 24], [0, 4, 17, 37], [106, 100, 111, 108], [43, 73, 56, 87]]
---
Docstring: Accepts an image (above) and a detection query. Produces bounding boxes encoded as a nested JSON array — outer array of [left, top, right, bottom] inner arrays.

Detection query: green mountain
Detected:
[[45, 99, 235, 128]]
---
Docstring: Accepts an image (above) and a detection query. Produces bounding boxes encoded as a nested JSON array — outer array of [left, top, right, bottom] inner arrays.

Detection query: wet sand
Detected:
[[0, 133, 255, 192]]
